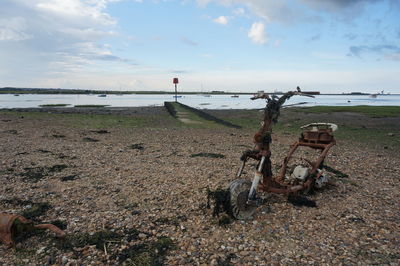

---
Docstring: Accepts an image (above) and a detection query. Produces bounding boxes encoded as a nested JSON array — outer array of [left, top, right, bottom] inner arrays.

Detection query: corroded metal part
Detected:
[[233, 89, 337, 211], [0, 213, 66, 247], [0, 213, 30, 247]]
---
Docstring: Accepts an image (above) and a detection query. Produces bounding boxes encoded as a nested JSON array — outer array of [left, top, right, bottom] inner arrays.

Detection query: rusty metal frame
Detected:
[[0, 213, 65, 248], [239, 90, 336, 197]]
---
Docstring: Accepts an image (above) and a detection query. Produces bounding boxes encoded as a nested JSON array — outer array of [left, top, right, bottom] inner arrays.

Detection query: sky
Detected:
[[0, 0, 399, 93]]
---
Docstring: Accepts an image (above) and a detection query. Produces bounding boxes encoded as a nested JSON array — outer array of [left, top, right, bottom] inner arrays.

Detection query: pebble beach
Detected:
[[0, 107, 399, 265]]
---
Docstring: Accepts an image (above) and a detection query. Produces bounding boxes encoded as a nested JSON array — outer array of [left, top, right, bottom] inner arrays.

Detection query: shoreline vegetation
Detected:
[[2, 87, 397, 95], [1, 105, 399, 151]]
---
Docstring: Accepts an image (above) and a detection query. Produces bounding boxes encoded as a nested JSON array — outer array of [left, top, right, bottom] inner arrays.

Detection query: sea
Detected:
[[0, 94, 399, 109]]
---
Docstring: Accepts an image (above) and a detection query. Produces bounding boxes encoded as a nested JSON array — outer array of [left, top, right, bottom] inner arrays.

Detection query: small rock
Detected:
[[138, 233, 147, 239], [36, 247, 46, 254]]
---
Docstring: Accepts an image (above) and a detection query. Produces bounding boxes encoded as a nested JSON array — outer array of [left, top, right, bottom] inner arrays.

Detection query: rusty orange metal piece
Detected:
[[241, 91, 336, 196], [0, 213, 66, 247]]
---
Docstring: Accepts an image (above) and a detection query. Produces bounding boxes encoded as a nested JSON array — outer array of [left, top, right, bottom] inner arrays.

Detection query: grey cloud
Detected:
[[181, 37, 198, 46], [344, 33, 358, 40], [308, 34, 320, 42], [207, 0, 391, 25], [92, 54, 137, 64], [348, 44, 400, 59], [301, 0, 380, 11]]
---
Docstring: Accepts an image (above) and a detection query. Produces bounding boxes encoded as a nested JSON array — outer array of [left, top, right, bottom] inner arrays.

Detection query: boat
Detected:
[[369, 93, 378, 98], [173, 95, 182, 98], [14, 94, 20, 96], [98, 94, 107, 97], [231, 95, 239, 98]]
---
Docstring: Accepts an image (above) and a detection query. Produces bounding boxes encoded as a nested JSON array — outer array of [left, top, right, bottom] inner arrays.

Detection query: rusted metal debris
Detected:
[[230, 89, 338, 219], [0, 213, 66, 247]]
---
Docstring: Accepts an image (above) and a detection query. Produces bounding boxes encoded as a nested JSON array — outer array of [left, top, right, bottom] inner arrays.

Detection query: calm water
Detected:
[[1, 94, 399, 109]]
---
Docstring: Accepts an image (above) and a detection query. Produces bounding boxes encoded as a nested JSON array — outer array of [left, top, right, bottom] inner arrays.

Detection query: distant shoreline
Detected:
[[1, 87, 398, 95]]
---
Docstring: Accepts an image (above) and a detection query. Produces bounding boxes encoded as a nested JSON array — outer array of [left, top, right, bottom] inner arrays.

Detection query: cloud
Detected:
[[301, 0, 380, 11], [344, 33, 358, 40], [248, 22, 267, 44], [307, 34, 321, 42], [0, 17, 32, 41], [233, 7, 246, 16], [0, 0, 133, 82], [198, 0, 397, 25], [348, 44, 400, 60], [213, 16, 229, 25], [181, 36, 198, 46]]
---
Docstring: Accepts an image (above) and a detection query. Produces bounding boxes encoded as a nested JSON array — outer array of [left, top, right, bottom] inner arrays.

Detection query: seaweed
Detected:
[[82, 137, 99, 142], [191, 153, 225, 158], [48, 164, 68, 173], [21, 202, 52, 220], [59, 230, 122, 250], [20, 167, 45, 182], [20, 164, 68, 182], [207, 188, 232, 219], [91, 130, 110, 134], [60, 175, 78, 181], [129, 143, 144, 150], [287, 195, 316, 208], [116, 237, 174, 265], [37, 149, 52, 154]]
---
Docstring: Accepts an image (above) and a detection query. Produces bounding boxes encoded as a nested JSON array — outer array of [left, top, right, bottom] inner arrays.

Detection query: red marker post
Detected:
[[173, 77, 179, 102]]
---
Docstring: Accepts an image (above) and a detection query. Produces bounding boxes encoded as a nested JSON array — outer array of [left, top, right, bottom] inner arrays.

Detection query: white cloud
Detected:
[[233, 7, 246, 16], [213, 16, 229, 25], [0, 17, 32, 41], [0, 0, 133, 82], [248, 22, 267, 44], [196, 0, 213, 7]]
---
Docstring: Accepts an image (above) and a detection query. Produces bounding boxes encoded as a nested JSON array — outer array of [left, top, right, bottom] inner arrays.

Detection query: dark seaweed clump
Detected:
[[91, 130, 110, 134], [21, 202, 52, 220], [59, 230, 122, 250], [60, 174, 78, 182], [287, 195, 316, 208], [207, 188, 233, 225], [129, 143, 144, 150], [191, 153, 225, 158], [116, 237, 174, 265], [82, 137, 99, 142], [20, 164, 68, 182]]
